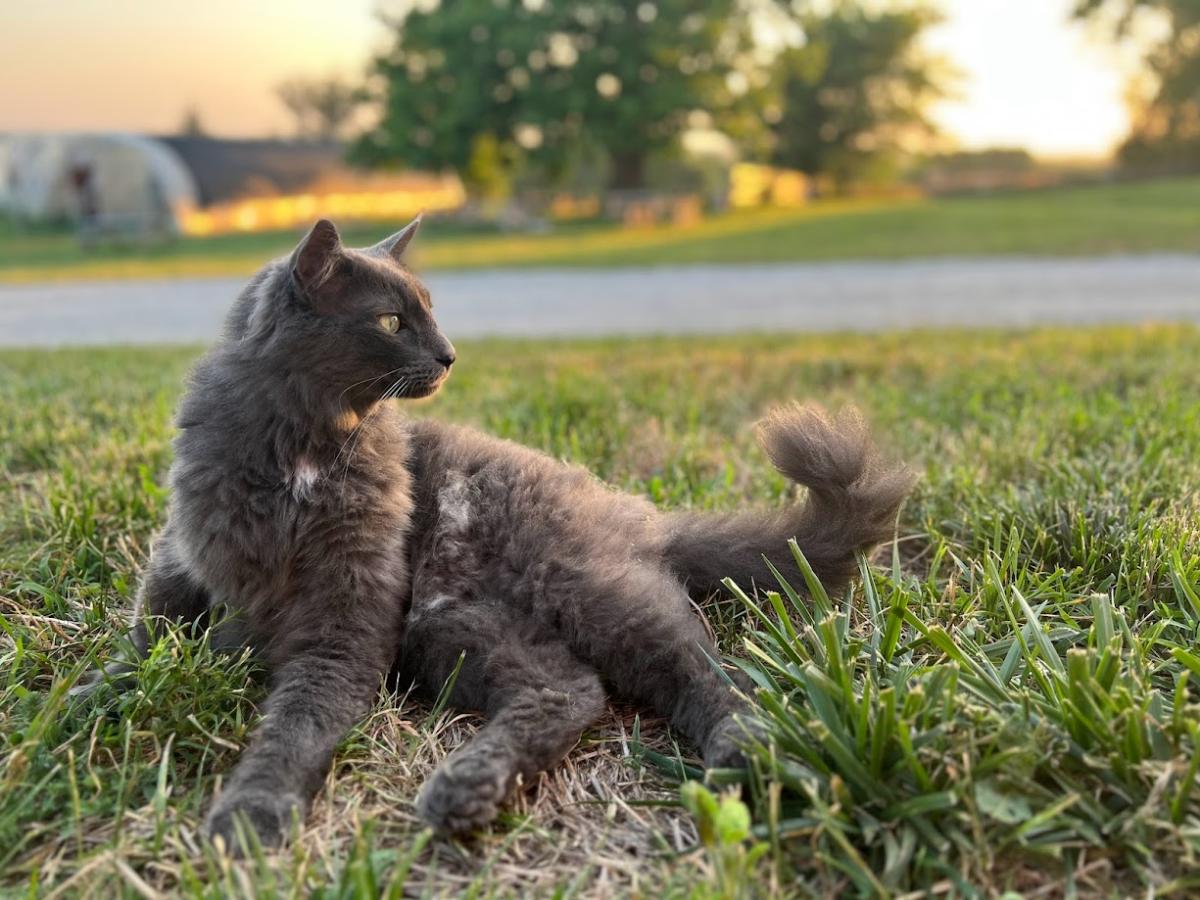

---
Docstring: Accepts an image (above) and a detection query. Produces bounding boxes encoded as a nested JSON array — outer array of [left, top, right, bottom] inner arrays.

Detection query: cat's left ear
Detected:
[[368, 214, 422, 262]]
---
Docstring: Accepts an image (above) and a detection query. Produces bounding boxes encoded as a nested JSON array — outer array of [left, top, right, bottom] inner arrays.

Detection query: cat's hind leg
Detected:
[[560, 564, 754, 770], [403, 604, 606, 835]]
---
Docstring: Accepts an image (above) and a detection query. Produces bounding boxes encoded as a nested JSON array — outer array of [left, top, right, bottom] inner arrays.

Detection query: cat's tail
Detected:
[[661, 403, 914, 597]]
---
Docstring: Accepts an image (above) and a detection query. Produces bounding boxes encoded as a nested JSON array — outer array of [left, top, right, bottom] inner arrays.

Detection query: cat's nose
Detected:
[[437, 351, 456, 369]]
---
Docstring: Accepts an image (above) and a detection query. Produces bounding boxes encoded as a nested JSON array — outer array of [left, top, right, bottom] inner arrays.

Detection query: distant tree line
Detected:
[[269, 1, 1200, 196], [330, 0, 948, 198]]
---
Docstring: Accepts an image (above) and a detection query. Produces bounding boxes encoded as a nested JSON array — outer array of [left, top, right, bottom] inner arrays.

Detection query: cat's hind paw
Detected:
[[417, 748, 515, 835]]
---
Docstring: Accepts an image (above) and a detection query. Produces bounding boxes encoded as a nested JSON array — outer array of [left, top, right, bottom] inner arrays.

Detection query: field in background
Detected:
[[2, 327, 1199, 895], [2, 176, 1199, 284]]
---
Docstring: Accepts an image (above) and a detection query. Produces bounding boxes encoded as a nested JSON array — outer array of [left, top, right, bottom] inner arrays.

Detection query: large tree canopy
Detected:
[[355, 0, 759, 192], [766, 1, 946, 190], [1075, 0, 1200, 170]]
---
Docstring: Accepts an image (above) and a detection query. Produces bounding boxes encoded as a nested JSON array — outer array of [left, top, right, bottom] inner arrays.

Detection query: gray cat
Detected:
[[79, 218, 911, 850]]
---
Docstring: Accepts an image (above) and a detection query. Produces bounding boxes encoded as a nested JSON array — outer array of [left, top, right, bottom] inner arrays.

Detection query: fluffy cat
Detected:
[[79, 218, 911, 850]]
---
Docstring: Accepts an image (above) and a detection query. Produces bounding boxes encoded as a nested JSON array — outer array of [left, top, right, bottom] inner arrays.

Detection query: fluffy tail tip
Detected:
[[757, 402, 915, 535]]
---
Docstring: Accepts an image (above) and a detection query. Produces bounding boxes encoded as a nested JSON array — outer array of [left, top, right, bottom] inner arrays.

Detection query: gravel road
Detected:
[[2, 255, 1197, 347]]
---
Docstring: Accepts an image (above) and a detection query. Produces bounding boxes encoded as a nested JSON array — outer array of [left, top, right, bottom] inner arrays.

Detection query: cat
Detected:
[[77, 217, 912, 851]]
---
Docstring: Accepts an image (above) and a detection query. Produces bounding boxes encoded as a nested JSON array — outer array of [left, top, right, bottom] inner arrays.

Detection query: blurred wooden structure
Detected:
[[603, 191, 704, 227], [162, 137, 464, 235]]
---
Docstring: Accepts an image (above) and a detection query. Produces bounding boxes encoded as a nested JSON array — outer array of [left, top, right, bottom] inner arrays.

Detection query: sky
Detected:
[[924, 0, 1146, 158], [0, 0, 1150, 159]]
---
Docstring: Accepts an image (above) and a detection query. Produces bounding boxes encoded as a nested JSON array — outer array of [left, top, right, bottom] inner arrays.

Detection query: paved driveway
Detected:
[[2, 255, 1198, 347]]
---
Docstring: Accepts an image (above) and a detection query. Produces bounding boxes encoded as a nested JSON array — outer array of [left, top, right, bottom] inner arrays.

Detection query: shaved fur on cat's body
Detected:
[[79, 218, 912, 850]]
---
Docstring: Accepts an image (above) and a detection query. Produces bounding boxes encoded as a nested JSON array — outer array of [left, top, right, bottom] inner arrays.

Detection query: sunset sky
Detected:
[[0, 0, 1151, 159]]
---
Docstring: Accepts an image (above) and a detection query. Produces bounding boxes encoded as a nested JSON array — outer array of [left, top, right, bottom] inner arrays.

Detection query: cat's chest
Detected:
[[273, 452, 412, 553], [175, 448, 413, 605], [279, 454, 404, 515]]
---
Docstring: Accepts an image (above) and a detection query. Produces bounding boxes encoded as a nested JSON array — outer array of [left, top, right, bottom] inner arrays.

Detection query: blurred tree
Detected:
[[464, 132, 518, 202], [353, 0, 763, 193], [767, 1, 947, 192], [1075, 0, 1200, 172], [179, 106, 208, 137], [277, 76, 364, 142]]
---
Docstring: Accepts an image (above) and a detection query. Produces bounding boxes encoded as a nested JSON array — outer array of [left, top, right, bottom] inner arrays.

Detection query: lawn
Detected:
[[2, 326, 1200, 897], [2, 176, 1199, 283]]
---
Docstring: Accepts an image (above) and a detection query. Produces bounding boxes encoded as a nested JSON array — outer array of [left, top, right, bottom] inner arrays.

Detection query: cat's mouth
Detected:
[[395, 369, 449, 399]]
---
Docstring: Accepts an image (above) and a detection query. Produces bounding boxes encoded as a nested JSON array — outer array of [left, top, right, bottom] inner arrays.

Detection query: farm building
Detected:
[[0, 133, 465, 236]]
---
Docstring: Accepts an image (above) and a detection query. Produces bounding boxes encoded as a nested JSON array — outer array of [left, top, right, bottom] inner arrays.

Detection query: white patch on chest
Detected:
[[288, 457, 321, 499]]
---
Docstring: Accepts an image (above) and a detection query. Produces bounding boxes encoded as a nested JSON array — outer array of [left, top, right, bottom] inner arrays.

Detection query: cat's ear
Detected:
[[290, 219, 348, 313], [291, 219, 342, 290], [368, 214, 421, 262]]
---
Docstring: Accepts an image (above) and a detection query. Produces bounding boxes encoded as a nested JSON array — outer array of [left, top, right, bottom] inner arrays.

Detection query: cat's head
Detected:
[[235, 216, 456, 408]]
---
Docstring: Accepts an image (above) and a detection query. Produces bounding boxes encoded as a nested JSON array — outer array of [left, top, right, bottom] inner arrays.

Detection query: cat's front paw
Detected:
[[417, 749, 514, 835], [204, 787, 303, 855]]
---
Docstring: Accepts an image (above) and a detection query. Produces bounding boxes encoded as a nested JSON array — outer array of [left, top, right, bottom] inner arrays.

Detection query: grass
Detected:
[[2, 325, 1200, 896], [3, 176, 1200, 283]]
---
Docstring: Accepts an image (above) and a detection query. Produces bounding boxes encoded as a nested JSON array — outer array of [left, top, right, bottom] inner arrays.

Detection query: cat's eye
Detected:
[[378, 314, 401, 334]]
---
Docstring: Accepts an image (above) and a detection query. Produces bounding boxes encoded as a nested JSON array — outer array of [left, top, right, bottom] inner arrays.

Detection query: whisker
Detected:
[[326, 370, 409, 480], [335, 374, 409, 498], [336, 366, 402, 407]]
